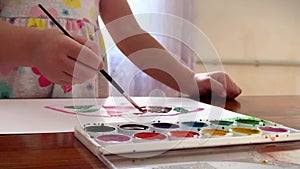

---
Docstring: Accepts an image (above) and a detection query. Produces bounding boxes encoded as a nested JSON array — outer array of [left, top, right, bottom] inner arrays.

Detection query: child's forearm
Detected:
[[100, 0, 198, 95], [0, 20, 40, 67], [116, 32, 197, 95], [100, 0, 241, 98]]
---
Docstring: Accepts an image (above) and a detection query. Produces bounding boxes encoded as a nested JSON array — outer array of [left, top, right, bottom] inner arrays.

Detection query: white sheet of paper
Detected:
[[0, 97, 241, 134], [0, 99, 79, 134]]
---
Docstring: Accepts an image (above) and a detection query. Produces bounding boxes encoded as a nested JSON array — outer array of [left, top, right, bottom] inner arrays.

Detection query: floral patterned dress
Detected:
[[0, 0, 109, 98]]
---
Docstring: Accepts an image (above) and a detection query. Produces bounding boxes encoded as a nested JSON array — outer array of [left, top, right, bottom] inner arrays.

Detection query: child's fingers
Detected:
[[60, 55, 99, 83], [65, 39, 103, 71], [71, 33, 101, 55], [206, 78, 227, 98], [194, 74, 226, 98], [209, 72, 242, 99], [226, 82, 242, 99], [62, 71, 86, 84], [76, 46, 103, 70], [54, 69, 94, 86]]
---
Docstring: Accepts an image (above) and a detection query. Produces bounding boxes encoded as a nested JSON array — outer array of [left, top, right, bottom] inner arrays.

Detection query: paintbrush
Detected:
[[38, 4, 146, 113]]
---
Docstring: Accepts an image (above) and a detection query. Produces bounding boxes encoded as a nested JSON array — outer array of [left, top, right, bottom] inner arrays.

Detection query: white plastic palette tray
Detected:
[[73, 97, 300, 156]]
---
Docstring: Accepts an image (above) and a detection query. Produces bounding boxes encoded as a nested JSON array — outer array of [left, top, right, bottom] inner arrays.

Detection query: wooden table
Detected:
[[1, 96, 300, 169]]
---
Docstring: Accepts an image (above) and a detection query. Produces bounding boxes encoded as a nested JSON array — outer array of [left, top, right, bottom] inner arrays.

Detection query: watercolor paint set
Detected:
[[69, 97, 300, 159], [75, 117, 300, 156]]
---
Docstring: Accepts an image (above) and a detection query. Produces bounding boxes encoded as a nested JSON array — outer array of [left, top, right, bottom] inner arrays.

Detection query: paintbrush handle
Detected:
[[99, 70, 124, 94], [99, 70, 145, 111], [39, 4, 124, 93], [38, 4, 144, 111], [38, 4, 72, 38], [39, 4, 122, 91]]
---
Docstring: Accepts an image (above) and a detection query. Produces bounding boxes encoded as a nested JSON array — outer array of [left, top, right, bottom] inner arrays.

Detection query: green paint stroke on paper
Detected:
[[64, 105, 100, 113], [64, 105, 94, 110], [76, 108, 100, 113], [173, 107, 189, 113]]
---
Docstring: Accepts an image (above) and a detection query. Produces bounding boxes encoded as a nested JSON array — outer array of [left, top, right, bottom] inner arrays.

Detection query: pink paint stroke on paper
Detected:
[[103, 106, 204, 113], [44, 106, 111, 117], [44, 105, 204, 118], [189, 108, 204, 112], [102, 106, 141, 116]]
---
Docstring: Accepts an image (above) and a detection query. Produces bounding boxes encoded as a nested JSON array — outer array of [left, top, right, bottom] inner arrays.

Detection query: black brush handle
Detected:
[[39, 4, 72, 38], [99, 70, 124, 94], [38, 4, 125, 95], [38, 4, 144, 111]]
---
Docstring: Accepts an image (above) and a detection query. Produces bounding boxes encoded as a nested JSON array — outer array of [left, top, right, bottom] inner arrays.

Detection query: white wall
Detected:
[[194, 0, 300, 95]]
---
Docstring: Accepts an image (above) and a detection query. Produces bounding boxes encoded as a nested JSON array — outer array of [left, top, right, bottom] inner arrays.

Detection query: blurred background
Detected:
[[101, 0, 300, 96]]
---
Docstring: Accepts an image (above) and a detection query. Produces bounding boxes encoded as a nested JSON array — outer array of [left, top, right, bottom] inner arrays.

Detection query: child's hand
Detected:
[[31, 29, 103, 86], [193, 71, 242, 99]]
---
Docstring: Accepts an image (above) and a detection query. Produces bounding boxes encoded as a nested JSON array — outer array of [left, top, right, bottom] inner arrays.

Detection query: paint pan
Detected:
[[95, 134, 132, 146], [117, 123, 150, 135], [209, 120, 235, 130], [200, 128, 231, 137], [133, 131, 168, 142], [151, 122, 180, 133], [84, 123, 116, 137], [168, 130, 200, 140], [235, 119, 261, 128], [230, 127, 262, 136], [181, 121, 208, 132], [258, 126, 290, 135]]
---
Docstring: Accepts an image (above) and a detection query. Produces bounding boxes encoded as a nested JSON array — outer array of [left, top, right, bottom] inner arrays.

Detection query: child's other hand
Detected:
[[31, 29, 103, 86], [193, 71, 242, 99]]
